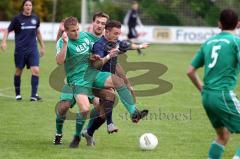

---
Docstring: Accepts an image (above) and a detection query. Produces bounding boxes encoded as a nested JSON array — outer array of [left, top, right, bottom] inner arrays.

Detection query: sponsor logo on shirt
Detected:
[[31, 18, 37, 25], [21, 26, 36, 30]]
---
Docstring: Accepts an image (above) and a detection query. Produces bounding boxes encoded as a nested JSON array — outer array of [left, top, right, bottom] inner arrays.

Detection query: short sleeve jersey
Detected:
[[56, 32, 99, 86], [8, 12, 40, 54], [191, 32, 240, 91]]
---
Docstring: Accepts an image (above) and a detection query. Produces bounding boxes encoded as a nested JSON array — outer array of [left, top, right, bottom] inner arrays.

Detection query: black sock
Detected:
[[31, 75, 39, 97], [87, 117, 105, 136], [137, 49, 142, 54], [106, 110, 113, 125], [14, 75, 21, 96], [101, 99, 114, 125]]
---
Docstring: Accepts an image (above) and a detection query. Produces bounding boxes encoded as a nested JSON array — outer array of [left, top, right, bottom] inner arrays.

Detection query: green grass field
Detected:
[[0, 41, 240, 159]]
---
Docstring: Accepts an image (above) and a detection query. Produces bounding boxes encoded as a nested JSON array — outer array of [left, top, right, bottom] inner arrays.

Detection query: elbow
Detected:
[[186, 70, 193, 77], [187, 66, 196, 77], [56, 57, 64, 65], [56, 60, 64, 65], [186, 66, 195, 77]]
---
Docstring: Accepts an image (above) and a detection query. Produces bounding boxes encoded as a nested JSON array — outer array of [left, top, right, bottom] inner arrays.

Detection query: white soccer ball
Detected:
[[139, 133, 158, 150]]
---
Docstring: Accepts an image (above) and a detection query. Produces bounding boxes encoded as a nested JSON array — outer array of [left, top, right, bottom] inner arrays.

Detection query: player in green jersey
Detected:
[[55, 16, 148, 148], [53, 12, 116, 146], [187, 9, 240, 159]]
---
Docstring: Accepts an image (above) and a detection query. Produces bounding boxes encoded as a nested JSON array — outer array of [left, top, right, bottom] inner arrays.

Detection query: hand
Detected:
[[62, 32, 68, 43], [1, 41, 7, 51], [59, 22, 65, 32], [39, 47, 45, 57], [108, 48, 119, 58], [90, 54, 101, 61], [139, 43, 149, 49]]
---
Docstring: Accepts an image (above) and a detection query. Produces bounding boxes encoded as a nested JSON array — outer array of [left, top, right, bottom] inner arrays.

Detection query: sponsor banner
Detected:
[[0, 22, 239, 44]]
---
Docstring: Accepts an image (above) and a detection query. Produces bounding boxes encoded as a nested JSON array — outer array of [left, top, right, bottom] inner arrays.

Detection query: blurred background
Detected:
[[0, 0, 240, 26], [1, 0, 240, 43]]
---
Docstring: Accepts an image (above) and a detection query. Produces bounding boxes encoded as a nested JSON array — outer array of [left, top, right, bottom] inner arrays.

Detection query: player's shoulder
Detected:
[[94, 36, 106, 46], [82, 31, 94, 37], [231, 34, 240, 42], [31, 13, 40, 21], [12, 13, 22, 20], [204, 32, 228, 45]]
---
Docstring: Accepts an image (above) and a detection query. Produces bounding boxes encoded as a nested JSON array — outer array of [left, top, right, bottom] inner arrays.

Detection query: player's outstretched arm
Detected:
[[187, 65, 203, 92], [1, 29, 9, 51], [37, 29, 45, 57], [131, 43, 149, 50], [91, 48, 118, 69], [56, 32, 68, 65]]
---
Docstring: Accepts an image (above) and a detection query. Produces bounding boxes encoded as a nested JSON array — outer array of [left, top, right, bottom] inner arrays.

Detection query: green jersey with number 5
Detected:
[[191, 32, 240, 91]]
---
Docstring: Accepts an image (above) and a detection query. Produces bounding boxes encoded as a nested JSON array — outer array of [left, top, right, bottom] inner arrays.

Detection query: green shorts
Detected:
[[202, 90, 240, 133], [60, 84, 94, 108], [60, 84, 76, 108], [93, 71, 112, 89]]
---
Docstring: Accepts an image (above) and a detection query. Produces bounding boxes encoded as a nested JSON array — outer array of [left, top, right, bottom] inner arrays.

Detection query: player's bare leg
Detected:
[[69, 94, 91, 148], [208, 127, 230, 159]]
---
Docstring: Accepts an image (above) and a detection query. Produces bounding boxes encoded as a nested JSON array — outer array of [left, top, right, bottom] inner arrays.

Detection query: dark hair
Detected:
[[132, 1, 138, 5], [92, 12, 109, 22], [64, 16, 78, 30], [220, 9, 238, 30], [105, 20, 121, 31], [22, 0, 32, 8]]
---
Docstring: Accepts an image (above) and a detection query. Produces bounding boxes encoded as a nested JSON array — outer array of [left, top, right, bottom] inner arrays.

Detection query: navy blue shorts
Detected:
[[128, 26, 137, 39], [14, 52, 39, 69]]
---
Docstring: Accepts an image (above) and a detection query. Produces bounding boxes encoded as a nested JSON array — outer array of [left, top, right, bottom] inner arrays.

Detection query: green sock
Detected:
[[116, 85, 136, 115], [56, 112, 65, 134], [234, 148, 240, 157], [208, 141, 225, 159], [87, 108, 99, 129], [75, 112, 87, 137]]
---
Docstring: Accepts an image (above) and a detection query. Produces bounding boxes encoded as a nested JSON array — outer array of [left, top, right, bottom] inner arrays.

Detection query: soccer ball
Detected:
[[139, 133, 158, 150]]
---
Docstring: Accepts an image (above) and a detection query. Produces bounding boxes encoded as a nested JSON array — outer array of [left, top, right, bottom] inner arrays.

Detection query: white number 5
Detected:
[[208, 45, 221, 68]]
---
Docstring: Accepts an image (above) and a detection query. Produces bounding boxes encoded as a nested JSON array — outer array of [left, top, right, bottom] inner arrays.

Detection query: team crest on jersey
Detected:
[[31, 18, 37, 25]]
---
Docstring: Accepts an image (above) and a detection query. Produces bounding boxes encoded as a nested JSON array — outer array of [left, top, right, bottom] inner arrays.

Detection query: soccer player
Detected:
[[56, 16, 148, 148], [124, 1, 144, 55], [187, 9, 240, 159], [82, 20, 149, 146], [53, 12, 120, 145], [1, 0, 45, 101]]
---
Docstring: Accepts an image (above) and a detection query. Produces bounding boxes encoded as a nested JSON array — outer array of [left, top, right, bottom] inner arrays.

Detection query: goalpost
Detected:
[[81, 0, 87, 31]]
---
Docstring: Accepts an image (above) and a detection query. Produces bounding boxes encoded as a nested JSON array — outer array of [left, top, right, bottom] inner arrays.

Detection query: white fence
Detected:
[[1, 22, 239, 44]]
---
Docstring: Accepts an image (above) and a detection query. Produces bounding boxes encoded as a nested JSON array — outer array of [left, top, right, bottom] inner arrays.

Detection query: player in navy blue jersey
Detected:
[[124, 1, 144, 55], [1, 0, 45, 101], [81, 20, 149, 146]]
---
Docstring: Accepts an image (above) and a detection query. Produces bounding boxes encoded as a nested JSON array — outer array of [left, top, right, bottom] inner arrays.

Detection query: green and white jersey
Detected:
[[191, 32, 240, 91], [56, 31, 99, 86]]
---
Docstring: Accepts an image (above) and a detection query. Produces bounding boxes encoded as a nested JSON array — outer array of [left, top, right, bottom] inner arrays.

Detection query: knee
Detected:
[[31, 67, 40, 76], [57, 101, 71, 116], [112, 75, 125, 88], [217, 130, 231, 145], [81, 106, 90, 116], [104, 89, 116, 101], [15, 68, 23, 76]]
